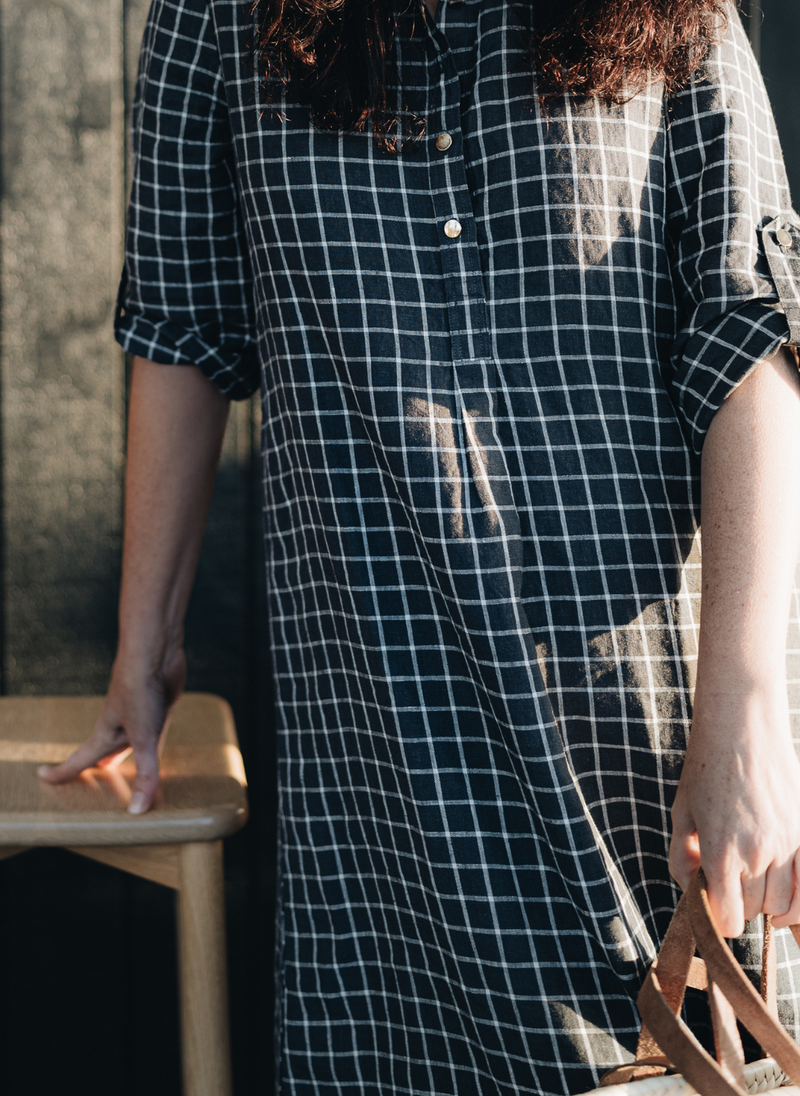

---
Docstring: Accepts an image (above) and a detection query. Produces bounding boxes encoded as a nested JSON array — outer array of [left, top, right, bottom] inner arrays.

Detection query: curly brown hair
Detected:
[[252, 0, 731, 139], [531, 0, 729, 103]]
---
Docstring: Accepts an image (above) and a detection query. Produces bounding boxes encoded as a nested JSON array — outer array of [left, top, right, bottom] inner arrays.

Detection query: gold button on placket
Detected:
[[444, 219, 462, 238], [435, 132, 453, 151]]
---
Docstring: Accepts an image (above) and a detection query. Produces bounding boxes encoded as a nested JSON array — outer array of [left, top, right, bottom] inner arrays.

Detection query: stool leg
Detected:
[[177, 841, 233, 1096]]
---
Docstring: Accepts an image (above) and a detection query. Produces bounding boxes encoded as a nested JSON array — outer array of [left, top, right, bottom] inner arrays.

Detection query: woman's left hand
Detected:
[[670, 678, 800, 937], [668, 347, 800, 939]]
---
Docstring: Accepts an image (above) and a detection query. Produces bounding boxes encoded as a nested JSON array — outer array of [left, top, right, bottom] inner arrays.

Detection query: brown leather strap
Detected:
[[620, 870, 800, 1096], [708, 978, 746, 1089], [687, 871, 800, 1083], [638, 963, 745, 1096], [598, 1058, 672, 1087], [629, 900, 706, 1068], [622, 887, 699, 1081], [762, 914, 777, 1019], [688, 956, 708, 991], [647, 887, 697, 1016]]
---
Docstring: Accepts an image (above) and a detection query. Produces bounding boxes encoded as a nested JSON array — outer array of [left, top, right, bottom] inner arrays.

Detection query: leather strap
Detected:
[[686, 873, 800, 1083], [600, 870, 800, 1095], [708, 978, 746, 1089], [600, 890, 698, 1087], [638, 960, 745, 1096], [599, 1059, 672, 1087], [762, 915, 777, 1019]]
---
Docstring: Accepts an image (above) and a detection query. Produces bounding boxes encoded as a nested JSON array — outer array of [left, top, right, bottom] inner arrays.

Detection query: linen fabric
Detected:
[[115, 0, 800, 1092]]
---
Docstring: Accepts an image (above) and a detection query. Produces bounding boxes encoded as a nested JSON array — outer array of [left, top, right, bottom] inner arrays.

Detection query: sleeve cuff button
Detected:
[[776, 227, 794, 249]]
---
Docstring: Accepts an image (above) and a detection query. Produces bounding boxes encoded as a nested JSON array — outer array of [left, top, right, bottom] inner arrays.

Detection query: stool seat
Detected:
[[0, 692, 249, 1096], [0, 692, 248, 846]]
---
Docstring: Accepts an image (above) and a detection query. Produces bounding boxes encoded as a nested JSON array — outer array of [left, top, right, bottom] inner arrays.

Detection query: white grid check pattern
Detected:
[[116, 0, 800, 1092]]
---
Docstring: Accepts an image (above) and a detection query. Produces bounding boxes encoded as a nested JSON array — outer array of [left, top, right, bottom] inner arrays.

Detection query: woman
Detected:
[[40, 0, 800, 1091]]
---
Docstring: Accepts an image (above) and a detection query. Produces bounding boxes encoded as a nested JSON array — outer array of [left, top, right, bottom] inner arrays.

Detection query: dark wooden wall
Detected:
[[0, 3, 796, 1094]]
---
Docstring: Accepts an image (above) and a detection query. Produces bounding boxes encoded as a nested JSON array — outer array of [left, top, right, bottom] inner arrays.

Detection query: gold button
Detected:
[[777, 227, 794, 248], [444, 219, 462, 239], [435, 132, 453, 151]]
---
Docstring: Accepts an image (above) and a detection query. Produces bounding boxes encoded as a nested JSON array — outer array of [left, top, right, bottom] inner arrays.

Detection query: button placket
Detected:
[[425, 25, 491, 363]]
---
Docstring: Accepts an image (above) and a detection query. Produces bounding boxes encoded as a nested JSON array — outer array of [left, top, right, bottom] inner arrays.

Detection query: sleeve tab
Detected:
[[762, 216, 800, 345]]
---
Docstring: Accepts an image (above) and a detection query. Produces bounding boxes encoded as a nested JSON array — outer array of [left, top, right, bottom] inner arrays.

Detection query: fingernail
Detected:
[[128, 792, 147, 815], [37, 765, 51, 778]]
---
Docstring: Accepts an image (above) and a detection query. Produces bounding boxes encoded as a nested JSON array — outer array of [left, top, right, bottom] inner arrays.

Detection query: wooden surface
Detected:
[[68, 842, 182, 888], [0, 693, 248, 845], [178, 842, 234, 1096]]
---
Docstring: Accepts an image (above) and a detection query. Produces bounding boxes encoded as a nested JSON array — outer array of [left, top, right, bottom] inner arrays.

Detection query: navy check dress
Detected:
[[116, 0, 800, 1092]]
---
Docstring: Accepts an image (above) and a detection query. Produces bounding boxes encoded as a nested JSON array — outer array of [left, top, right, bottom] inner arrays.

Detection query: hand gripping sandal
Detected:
[[581, 869, 800, 1096]]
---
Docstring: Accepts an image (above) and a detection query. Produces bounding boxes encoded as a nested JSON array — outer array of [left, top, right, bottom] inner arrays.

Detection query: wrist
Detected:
[[691, 675, 791, 748], [116, 624, 184, 681], [695, 642, 787, 695]]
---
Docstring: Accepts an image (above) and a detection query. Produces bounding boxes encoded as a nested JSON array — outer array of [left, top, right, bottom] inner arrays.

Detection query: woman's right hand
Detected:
[[35, 355, 230, 813], [39, 643, 187, 813]]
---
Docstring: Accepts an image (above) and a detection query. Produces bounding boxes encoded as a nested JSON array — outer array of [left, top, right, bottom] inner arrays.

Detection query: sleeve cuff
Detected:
[[115, 306, 260, 401], [671, 301, 792, 456]]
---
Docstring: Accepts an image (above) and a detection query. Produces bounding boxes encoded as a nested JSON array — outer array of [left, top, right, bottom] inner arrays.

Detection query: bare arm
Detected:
[[670, 347, 800, 936], [39, 356, 230, 813]]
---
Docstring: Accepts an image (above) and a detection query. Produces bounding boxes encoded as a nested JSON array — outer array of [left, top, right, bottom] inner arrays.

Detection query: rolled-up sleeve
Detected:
[[114, 0, 259, 400], [666, 6, 800, 455]]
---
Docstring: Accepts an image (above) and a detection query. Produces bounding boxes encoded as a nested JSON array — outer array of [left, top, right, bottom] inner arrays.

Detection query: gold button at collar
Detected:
[[435, 132, 453, 151], [444, 219, 462, 239], [777, 227, 794, 248]]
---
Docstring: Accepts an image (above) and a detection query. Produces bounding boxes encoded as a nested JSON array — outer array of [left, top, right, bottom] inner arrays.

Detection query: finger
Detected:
[[127, 739, 162, 815], [669, 827, 701, 891], [38, 715, 129, 785], [703, 859, 747, 939], [772, 849, 800, 929], [763, 858, 794, 919], [741, 870, 768, 925]]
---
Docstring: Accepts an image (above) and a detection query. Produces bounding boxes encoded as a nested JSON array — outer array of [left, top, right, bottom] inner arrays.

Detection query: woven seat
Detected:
[[0, 692, 248, 1096]]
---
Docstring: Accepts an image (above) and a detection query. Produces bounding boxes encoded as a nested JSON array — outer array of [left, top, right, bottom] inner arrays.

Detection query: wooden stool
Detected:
[[0, 692, 248, 1096]]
